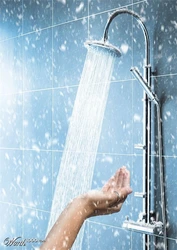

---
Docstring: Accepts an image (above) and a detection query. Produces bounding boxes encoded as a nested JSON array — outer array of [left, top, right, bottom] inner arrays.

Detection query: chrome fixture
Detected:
[[85, 8, 167, 250], [130, 67, 159, 105], [123, 220, 164, 236], [85, 40, 121, 57]]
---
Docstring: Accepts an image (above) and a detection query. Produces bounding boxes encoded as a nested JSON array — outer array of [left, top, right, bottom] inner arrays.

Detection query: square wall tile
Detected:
[[153, 155, 177, 240], [23, 0, 52, 34], [132, 79, 144, 154], [0, 203, 23, 249], [133, 0, 177, 75], [0, 37, 23, 94], [151, 0, 177, 76], [88, 222, 131, 250], [23, 150, 52, 211], [22, 207, 49, 249], [0, 94, 23, 148], [163, 156, 177, 239], [52, 151, 62, 196], [23, 29, 52, 91], [89, 0, 132, 15], [132, 1, 156, 72], [52, 86, 77, 150], [133, 0, 177, 76], [53, 19, 88, 87], [131, 155, 144, 221], [82, 221, 89, 250], [23, 90, 52, 150], [153, 75, 177, 157], [53, 0, 88, 25], [131, 231, 144, 250], [98, 81, 133, 155], [0, 149, 23, 205], [167, 238, 177, 250], [0, 0, 22, 41]]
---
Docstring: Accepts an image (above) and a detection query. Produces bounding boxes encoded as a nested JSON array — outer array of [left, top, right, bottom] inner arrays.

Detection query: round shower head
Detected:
[[85, 40, 121, 57]]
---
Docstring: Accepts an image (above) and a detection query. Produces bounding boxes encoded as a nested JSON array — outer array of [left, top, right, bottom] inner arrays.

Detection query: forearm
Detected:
[[40, 195, 91, 250], [40, 167, 132, 249]]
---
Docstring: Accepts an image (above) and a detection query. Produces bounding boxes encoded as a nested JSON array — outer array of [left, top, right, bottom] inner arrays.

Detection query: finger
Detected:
[[102, 182, 110, 192], [102, 167, 125, 192], [122, 168, 131, 188], [117, 186, 132, 200], [107, 202, 124, 213], [116, 167, 125, 188], [93, 203, 123, 216], [102, 175, 116, 192]]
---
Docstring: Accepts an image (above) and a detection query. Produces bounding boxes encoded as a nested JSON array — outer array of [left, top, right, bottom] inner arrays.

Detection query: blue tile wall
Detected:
[[0, 203, 23, 249], [154, 75, 177, 156], [0, 37, 23, 94], [52, 151, 62, 195], [53, 19, 88, 88], [53, 0, 88, 25], [23, 29, 52, 91], [22, 207, 49, 249], [89, 0, 132, 15], [0, 0, 22, 41], [132, 79, 144, 154], [163, 156, 177, 239], [22, 150, 52, 211], [52, 87, 77, 150], [131, 231, 144, 249], [98, 80, 133, 154], [0, 94, 23, 148], [0, 0, 177, 249], [0, 149, 23, 205], [88, 222, 131, 250], [23, 0, 52, 34], [23, 90, 52, 150]]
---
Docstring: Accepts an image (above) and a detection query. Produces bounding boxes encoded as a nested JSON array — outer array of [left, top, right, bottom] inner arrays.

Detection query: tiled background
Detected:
[[0, 0, 177, 249]]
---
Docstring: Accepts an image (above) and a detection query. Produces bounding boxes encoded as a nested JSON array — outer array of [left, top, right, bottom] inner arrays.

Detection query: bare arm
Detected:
[[40, 167, 132, 250]]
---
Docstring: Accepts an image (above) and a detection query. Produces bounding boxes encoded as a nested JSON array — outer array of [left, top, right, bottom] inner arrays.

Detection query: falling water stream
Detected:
[[47, 46, 117, 249]]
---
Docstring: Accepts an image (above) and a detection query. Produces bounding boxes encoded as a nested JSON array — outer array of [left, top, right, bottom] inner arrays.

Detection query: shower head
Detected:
[[85, 40, 121, 57]]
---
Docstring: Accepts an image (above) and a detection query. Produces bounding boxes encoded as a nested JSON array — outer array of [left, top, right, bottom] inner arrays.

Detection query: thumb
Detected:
[[116, 187, 133, 201]]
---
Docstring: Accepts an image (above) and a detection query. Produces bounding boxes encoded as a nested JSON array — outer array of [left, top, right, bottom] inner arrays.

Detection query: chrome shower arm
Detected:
[[103, 8, 150, 66]]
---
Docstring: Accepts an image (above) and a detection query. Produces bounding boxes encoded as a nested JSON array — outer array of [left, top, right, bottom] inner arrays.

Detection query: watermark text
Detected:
[[4, 237, 45, 247]]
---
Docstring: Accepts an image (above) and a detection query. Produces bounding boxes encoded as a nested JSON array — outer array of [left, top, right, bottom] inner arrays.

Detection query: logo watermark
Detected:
[[4, 237, 45, 247]]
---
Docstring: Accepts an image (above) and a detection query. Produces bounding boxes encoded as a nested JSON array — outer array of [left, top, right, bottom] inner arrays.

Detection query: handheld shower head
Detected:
[[130, 67, 159, 105]]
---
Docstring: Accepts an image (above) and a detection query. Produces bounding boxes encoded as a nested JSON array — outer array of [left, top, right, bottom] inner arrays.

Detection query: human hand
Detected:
[[85, 166, 132, 217]]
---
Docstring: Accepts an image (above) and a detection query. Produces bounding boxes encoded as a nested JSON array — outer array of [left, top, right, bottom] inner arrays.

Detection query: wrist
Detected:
[[74, 194, 93, 219]]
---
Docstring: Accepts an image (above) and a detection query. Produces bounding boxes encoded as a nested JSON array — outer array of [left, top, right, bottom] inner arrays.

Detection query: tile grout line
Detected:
[[0, 2, 141, 44], [1, 146, 177, 158], [51, 0, 54, 199], [1, 73, 177, 97], [87, 219, 177, 241], [0, 200, 51, 214], [22, 0, 25, 244]]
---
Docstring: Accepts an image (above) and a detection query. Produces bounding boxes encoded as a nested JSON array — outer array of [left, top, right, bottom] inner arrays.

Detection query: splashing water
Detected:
[[47, 46, 117, 249]]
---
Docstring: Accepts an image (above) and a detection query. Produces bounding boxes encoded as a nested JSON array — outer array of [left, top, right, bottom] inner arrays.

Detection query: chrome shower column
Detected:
[[86, 8, 167, 249]]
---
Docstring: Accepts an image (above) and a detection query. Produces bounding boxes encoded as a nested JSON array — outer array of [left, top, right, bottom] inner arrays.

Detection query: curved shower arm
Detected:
[[103, 8, 150, 67]]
